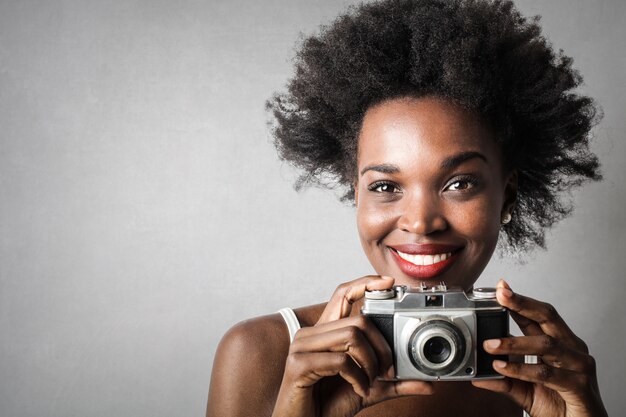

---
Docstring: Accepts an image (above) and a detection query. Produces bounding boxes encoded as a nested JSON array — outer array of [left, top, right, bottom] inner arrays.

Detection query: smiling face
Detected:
[[355, 97, 516, 290]]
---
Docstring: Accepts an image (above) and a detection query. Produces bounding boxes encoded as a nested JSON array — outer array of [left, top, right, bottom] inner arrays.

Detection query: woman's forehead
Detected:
[[357, 97, 500, 168]]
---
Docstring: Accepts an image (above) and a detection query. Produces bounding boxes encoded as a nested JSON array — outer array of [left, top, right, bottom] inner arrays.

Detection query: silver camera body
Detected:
[[362, 284, 508, 380]]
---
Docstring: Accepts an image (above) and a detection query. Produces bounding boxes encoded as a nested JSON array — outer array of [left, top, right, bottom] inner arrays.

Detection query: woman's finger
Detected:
[[318, 275, 395, 323], [291, 326, 381, 383], [389, 380, 434, 396], [295, 315, 393, 376], [483, 336, 596, 373], [496, 280, 586, 351], [496, 281, 542, 336], [509, 310, 543, 337], [364, 379, 434, 407], [285, 351, 371, 397], [472, 378, 533, 413], [364, 378, 434, 406], [488, 360, 592, 394]]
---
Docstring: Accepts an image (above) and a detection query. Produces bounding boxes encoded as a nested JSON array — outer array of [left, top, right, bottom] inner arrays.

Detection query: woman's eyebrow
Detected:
[[360, 152, 487, 176], [359, 163, 400, 176], [440, 151, 488, 169]]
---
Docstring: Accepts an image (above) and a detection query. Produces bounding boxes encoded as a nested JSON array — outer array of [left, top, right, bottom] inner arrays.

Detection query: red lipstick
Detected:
[[388, 244, 462, 280]]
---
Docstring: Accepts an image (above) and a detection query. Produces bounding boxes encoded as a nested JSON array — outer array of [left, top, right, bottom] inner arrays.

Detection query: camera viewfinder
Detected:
[[425, 295, 443, 307]]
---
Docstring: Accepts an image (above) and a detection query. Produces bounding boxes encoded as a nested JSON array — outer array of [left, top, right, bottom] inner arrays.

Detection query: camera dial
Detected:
[[471, 287, 497, 300], [365, 288, 395, 300]]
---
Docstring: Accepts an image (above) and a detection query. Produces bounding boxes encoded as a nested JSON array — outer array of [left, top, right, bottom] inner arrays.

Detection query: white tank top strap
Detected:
[[278, 307, 301, 343]]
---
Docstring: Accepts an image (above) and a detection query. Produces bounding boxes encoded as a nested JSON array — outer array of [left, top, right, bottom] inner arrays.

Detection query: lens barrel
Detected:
[[409, 319, 466, 376]]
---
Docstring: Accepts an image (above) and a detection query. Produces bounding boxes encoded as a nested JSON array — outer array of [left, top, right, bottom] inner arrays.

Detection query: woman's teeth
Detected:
[[396, 251, 453, 266]]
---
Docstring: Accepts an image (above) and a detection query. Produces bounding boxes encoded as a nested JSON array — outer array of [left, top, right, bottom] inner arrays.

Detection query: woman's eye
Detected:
[[445, 176, 479, 192], [368, 181, 400, 193], [447, 181, 470, 191]]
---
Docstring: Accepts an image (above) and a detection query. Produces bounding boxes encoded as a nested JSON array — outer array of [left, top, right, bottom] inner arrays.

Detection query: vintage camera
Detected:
[[362, 283, 508, 380]]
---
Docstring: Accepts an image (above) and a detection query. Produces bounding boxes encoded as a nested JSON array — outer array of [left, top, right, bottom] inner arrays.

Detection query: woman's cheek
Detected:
[[356, 202, 396, 250], [357, 203, 382, 242], [451, 197, 501, 243]]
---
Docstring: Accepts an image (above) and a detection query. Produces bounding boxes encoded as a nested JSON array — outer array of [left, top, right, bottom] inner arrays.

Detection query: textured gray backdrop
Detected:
[[1, 0, 624, 416]]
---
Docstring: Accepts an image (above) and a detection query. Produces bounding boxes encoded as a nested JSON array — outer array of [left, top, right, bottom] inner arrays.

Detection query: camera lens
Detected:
[[423, 336, 451, 364], [408, 318, 468, 377]]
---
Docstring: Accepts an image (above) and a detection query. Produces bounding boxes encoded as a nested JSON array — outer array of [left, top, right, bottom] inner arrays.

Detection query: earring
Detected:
[[501, 212, 512, 225]]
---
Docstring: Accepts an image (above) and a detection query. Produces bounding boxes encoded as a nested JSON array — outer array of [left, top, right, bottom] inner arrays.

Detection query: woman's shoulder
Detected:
[[220, 302, 326, 347], [206, 303, 327, 417]]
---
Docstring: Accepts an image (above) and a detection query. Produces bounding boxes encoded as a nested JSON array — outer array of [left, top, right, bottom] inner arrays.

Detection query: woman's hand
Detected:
[[271, 275, 433, 417], [472, 280, 608, 417]]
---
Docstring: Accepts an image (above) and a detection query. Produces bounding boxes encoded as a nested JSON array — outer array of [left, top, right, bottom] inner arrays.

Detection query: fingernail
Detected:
[[500, 288, 513, 298], [497, 279, 512, 290], [381, 275, 394, 281], [493, 360, 507, 369], [484, 339, 501, 349]]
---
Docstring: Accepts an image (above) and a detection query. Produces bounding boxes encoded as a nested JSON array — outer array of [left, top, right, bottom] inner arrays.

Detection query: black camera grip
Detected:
[[365, 314, 395, 350], [476, 310, 509, 376]]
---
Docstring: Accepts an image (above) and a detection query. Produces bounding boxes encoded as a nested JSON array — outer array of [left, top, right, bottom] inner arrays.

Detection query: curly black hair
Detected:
[[267, 0, 601, 250]]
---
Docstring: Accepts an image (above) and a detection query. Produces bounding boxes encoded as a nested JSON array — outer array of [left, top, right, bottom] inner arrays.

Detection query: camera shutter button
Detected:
[[472, 287, 497, 299], [365, 288, 396, 300]]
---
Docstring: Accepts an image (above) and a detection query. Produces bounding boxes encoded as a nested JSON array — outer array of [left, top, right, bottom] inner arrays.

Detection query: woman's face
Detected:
[[355, 97, 516, 290]]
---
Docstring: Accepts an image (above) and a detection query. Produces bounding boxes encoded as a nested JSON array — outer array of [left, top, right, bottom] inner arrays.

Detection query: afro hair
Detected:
[[267, 0, 601, 250]]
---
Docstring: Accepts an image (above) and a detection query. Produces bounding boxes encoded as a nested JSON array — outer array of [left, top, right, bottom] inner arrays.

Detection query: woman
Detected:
[[207, 0, 607, 416]]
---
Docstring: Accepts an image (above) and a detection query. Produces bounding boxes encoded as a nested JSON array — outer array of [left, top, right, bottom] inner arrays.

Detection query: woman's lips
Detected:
[[388, 244, 462, 280]]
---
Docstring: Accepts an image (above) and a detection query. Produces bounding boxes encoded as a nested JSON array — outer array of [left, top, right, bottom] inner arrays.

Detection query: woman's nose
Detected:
[[396, 193, 448, 235]]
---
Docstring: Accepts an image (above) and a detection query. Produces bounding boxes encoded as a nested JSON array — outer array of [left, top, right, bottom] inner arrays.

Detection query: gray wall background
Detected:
[[0, 0, 624, 416]]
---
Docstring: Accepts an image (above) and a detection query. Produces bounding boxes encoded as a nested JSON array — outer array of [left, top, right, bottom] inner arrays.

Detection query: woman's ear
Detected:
[[502, 170, 518, 217]]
